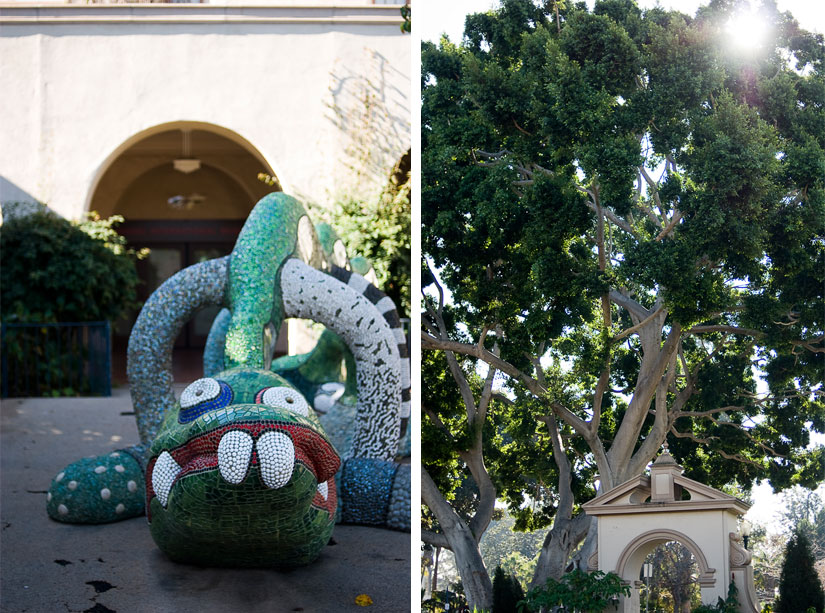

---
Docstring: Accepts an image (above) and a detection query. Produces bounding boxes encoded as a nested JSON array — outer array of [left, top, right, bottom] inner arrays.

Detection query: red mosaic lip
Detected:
[[145, 421, 340, 517]]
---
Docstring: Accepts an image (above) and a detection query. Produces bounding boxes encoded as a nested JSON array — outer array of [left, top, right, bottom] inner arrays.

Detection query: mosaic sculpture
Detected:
[[46, 193, 411, 567]]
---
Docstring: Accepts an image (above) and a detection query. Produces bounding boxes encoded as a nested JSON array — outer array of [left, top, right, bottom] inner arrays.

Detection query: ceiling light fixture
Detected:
[[173, 129, 201, 174]]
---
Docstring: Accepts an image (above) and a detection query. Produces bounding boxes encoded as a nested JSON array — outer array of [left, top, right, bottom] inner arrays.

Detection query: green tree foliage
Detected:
[[331, 151, 411, 316], [779, 486, 825, 561], [749, 524, 786, 605], [400, 3, 410, 34], [422, 0, 825, 598], [519, 569, 630, 613], [481, 512, 544, 588], [493, 565, 528, 613], [1, 210, 141, 323], [642, 542, 701, 613], [776, 530, 825, 613]]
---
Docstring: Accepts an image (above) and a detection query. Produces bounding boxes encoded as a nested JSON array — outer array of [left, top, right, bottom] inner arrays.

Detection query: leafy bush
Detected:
[[691, 580, 739, 612], [422, 587, 470, 612], [0, 210, 142, 323], [0, 209, 143, 396], [519, 569, 630, 613]]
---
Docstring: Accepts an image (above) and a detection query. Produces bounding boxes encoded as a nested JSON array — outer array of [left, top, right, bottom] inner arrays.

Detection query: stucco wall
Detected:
[[0, 3, 411, 219]]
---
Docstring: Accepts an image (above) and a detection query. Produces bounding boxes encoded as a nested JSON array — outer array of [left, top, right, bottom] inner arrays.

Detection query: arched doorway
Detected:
[[88, 122, 281, 383], [615, 530, 717, 612], [639, 541, 702, 613]]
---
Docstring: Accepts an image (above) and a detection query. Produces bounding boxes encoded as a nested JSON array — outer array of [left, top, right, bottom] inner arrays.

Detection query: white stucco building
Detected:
[[0, 0, 410, 359], [0, 1, 410, 215], [583, 450, 761, 613]]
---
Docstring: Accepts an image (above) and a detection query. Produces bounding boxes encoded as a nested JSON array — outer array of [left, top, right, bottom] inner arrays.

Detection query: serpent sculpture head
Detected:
[[46, 193, 411, 567], [147, 368, 340, 566]]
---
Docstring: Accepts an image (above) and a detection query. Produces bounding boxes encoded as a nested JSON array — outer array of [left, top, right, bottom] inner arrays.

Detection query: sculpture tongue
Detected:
[[149, 422, 340, 505]]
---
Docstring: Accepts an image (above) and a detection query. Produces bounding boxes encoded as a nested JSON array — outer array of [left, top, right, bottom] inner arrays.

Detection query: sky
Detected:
[[417, 0, 825, 533], [419, 0, 825, 44]]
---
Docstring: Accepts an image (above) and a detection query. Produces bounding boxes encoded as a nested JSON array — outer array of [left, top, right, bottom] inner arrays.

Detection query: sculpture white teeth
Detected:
[[217, 430, 254, 485], [317, 481, 329, 501], [257, 432, 295, 489], [152, 451, 181, 507]]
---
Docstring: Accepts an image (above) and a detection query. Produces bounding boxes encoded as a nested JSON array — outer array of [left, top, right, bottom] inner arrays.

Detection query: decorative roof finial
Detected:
[[662, 441, 669, 453]]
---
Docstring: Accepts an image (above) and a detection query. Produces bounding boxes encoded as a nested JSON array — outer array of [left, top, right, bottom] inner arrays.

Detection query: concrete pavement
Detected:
[[0, 387, 411, 613]]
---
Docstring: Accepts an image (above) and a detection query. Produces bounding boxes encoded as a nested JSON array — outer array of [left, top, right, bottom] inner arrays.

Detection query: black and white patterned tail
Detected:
[[328, 265, 411, 423]]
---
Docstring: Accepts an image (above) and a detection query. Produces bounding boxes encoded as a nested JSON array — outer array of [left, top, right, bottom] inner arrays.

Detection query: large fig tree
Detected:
[[421, 0, 824, 609]]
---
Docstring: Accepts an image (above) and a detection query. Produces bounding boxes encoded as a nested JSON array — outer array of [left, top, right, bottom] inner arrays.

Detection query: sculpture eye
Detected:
[[255, 387, 309, 418], [179, 378, 233, 423]]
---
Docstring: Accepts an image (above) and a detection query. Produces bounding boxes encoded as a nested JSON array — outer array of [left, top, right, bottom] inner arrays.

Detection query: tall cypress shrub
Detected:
[[492, 564, 527, 613], [776, 530, 825, 613]]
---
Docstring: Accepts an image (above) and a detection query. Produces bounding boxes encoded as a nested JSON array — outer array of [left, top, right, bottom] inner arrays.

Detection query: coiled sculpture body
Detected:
[[47, 193, 410, 567]]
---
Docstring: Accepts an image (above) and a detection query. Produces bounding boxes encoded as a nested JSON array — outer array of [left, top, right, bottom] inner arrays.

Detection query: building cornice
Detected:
[[0, 3, 405, 26], [582, 498, 751, 516]]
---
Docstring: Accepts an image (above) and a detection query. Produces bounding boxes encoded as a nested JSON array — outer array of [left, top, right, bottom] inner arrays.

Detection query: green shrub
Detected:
[[691, 580, 739, 612], [1, 209, 142, 396], [519, 569, 630, 613], [0, 210, 141, 323]]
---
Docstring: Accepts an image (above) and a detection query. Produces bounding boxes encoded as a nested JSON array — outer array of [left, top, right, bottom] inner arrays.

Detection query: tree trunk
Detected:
[[530, 513, 594, 589], [422, 547, 434, 601], [433, 546, 440, 595], [569, 515, 598, 572], [422, 467, 493, 611]]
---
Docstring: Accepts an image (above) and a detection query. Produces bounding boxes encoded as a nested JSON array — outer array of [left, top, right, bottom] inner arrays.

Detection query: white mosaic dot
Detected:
[[260, 387, 309, 418], [115, 503, 125, 514], [180, 377, 221, 409], [58, 504, 68, 515], [47, 492, 52, 502], [127, 480, 137, 493], [56, 472, 65, 482], [94, 465, 107, 474], [114, 464, 125, 473], [68, 481, 78, 491], [100, 488, 111, 500], [109, 452, 120, 458]]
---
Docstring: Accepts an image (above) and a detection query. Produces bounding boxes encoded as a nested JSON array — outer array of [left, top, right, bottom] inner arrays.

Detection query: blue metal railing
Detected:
[[0, 321, 111, 397]]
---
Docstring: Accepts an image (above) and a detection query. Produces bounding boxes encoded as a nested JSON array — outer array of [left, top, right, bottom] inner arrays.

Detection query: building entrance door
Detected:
[[118, 219, 245, 349]]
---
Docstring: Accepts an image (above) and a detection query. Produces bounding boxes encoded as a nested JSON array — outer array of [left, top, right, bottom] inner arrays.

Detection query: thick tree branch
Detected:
[[654, 210, 682, 241], [584, 199, 637, 236], [627, 349, 679, 476], [424, 268, 480, 422], [421, 466, 493, 608], [639, 166, 664, 216], [612, 306, 666, 343], [686, 325, 762, 336], [421, 529, 450, 549], [608, 322, 682, 481], [423, 404, 456, 441], [608, 290, 651, 322], [477, 352, 498, 427], [591, 367, 610, 436], [422, 332, 593, 438], [537, 414, 575, 519]]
